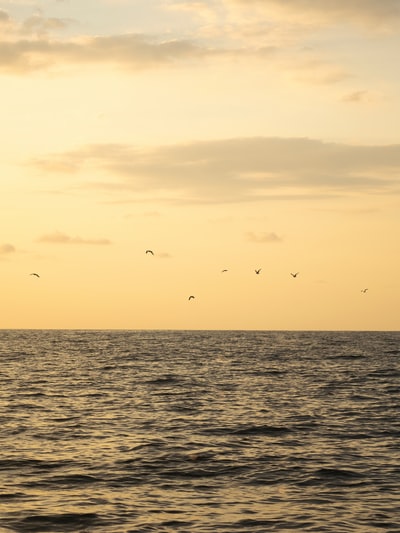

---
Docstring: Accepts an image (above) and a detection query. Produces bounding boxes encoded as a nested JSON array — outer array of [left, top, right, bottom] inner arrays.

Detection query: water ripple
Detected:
[[0, 330, 398, 532]]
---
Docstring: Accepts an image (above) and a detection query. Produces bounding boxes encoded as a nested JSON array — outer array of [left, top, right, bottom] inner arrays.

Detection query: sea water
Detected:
[[0, 330, 399, 532]]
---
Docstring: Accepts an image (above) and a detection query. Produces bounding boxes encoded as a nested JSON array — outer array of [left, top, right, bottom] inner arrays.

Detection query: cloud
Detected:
[[0, 9, 73, 38], [245, 231, 283, 243], [0, 32, 212, 74], [21, 14, 72, 37], [341, 90, 373, 103], [36, 231, 111, 245], [0, 8, 218, 74], [0, 0, 395, 86], [0, 6, 339, 81], [225, 0, 400, 30], [33, 137, 400, 203], [0, 4, 370, 85], [0, 10, 10, 24], [0, 243, 16, 254]]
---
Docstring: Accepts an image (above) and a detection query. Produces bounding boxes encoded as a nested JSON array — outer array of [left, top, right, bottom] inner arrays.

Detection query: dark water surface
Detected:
[[0, 330, 399, 532]]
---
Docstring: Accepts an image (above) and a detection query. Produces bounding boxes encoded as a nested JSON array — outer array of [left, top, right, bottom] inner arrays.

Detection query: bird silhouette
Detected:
[[188, 295, 195, 300], [145, 250, 154, 255], [255, 269, 261, 275], [361, 288, 368, 293], [290, 272, 299, 278], [221, 269, 228, 273], [30, 273, 40, 278]]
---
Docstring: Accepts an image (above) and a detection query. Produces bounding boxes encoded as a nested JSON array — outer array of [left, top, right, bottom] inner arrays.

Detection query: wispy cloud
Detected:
[[36, 231, 111, 245], [245, 231, 283, 243], [0, 5, 345, 82], [20, 14, 73, 37], [0, 10, 10, 24], [0, 2, 386, 90], [341, 90, 374, 103], [33, 137, 400, 203], [0, 243, 16, 254], [0, 8, 221, 74], [225, 0, 400, 30], [0, 9, 73, 38], [0, 33, 211, 74]]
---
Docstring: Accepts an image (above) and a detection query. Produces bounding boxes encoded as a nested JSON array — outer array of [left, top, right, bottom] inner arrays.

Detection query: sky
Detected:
[[1, 0, 399, 330]]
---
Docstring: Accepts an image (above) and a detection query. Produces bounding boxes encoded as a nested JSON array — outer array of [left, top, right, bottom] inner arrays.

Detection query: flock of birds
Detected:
[[144, 250, 370, 298], [151, 250, 300, 300], [29, 251, 369, 300]]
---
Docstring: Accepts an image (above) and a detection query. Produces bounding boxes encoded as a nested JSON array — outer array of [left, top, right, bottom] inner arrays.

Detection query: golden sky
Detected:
[[1, 0, 399, 330]]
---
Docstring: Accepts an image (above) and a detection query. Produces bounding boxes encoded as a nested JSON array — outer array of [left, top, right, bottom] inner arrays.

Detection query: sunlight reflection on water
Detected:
[[0, 330, 399, 532]]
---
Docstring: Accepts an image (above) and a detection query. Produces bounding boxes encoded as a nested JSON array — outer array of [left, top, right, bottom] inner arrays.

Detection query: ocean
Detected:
[[0, 330, 399, 532]]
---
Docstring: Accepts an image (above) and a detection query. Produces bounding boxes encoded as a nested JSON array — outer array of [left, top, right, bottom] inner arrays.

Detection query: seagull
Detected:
[[255, 269, 261, 275], [291, 272, 299, 278], [30, 273, 40, 278], [361, 288, 368, 293], [145, 250, 154, 255], [188, 295, 195, 300]]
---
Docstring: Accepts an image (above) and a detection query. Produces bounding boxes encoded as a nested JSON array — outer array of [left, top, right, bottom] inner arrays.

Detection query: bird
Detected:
[[188, 295, 195, 300], [221, 269, 228, 273], [290, 272, 299, 278], [361, 288, 368, 293], [30, 273, 40, 278], [145, 250, 154, 255], [255, 269, 261, 275]]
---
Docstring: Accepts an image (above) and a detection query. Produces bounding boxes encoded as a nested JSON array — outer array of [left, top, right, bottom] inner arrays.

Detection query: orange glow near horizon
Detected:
[[0, 1, 399, 330]]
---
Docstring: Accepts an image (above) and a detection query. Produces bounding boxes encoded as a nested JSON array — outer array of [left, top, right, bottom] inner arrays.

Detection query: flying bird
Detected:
[[361, 288, 368, 293], [145, 250, 154, 255], [291, 272, 299, 278], [188, 295, 195, 300], [221, 269, 228, 273], [30, 273, 40, 278], [255, 269, 261, 275]]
